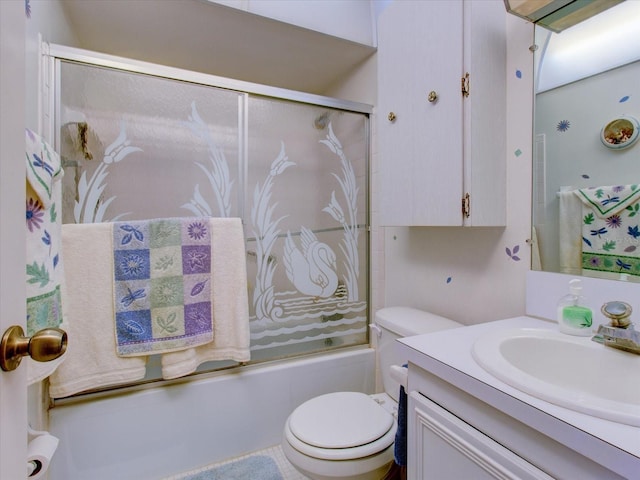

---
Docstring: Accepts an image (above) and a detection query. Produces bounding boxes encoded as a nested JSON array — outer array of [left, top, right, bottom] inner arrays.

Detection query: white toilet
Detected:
[[282, 307, 462, 480]]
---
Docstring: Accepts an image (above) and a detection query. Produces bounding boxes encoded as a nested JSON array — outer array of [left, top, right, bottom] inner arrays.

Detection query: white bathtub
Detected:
[[48, 347, 375, 480]]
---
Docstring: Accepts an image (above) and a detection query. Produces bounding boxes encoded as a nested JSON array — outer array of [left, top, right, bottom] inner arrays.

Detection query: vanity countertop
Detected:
[[398, 315, 640, 479]]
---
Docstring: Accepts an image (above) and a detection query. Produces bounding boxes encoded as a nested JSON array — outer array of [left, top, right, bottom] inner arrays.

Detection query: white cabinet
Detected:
[[377, 0, 506, 226], [409, 392, 552, 480], [406, 362, 631, 480]]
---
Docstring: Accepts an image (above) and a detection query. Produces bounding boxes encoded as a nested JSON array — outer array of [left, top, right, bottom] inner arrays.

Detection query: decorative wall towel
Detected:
[[576, 184, 640, 218], [558, 189, 582, 275], [577, 184, 640, 279], [25, 129, 66, 385], [49, 224, 147, 398], [112, 218, 214, 356], [161, 217, 250, 379]]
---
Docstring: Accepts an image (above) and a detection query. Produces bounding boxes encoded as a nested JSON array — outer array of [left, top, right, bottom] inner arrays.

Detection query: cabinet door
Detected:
[[408, 392, 554, 480], [378, 0, 464, 226], [463, 0, 506, 226]]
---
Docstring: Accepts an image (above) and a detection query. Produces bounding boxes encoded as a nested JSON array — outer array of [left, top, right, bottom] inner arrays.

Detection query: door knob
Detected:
[[427, 91, 438, 103], [0, 325, 67, 372]]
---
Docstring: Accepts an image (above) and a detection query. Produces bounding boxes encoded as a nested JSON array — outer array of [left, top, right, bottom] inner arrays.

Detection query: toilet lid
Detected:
[[289, 392, 394, 449]]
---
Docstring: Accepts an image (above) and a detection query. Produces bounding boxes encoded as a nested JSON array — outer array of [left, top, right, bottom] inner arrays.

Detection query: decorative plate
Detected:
[[600, 115, 639, 150]]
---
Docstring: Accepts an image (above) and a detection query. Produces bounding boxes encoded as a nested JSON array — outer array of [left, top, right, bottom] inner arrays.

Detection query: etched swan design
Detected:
[[284, 227, 338, 298]]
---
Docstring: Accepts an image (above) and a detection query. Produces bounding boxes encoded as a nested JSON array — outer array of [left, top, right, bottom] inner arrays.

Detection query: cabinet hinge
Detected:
[[461, 72, 470, 98], [462, 193, 470, 218]]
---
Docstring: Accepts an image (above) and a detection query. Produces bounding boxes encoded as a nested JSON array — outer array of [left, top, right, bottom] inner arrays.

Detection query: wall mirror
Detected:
[[532, 1, 640, 282]]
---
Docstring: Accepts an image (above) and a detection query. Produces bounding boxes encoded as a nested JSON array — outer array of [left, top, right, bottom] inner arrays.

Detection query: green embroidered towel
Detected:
[[578, 184, 640, 278]]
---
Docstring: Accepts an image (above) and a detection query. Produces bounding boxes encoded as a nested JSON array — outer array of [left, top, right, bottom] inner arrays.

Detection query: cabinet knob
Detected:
[[427, 91, 438, 103], [387, 112, 397, 123]]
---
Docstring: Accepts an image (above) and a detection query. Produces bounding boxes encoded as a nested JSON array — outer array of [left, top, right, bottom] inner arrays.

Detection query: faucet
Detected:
[[592, 301, 640, 355]]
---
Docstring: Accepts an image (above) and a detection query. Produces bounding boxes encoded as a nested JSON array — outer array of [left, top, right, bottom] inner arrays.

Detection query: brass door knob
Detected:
[[387, 112, 397, 123], [427, 91, 438, 103], [0, 325, 67, 372]]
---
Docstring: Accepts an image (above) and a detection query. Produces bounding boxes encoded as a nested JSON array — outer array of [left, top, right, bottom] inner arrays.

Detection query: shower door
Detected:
[[53, 50, 370, 384]]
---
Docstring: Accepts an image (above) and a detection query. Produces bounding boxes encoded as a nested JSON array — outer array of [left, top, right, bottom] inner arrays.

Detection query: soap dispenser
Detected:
[[557, 279, 593, 336]]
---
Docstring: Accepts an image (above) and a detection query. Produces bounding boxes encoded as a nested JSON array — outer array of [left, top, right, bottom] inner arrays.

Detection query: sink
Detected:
[[472, 327, 640, 426]]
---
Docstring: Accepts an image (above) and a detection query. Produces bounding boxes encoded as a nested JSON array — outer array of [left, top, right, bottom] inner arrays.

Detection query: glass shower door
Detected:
[[56, 58, 369, 384], [245, 97, 369, 360]]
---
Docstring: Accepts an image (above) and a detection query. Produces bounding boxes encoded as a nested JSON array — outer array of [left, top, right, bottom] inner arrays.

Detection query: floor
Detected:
[[163, 445, 310, 480]]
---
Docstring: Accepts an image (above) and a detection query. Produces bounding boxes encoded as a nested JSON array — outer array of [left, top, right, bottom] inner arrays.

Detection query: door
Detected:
[[0, 1, 28, 478]]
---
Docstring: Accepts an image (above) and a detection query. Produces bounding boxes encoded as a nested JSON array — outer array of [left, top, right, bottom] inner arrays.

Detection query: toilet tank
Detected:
[[374, 307, 462, 401]]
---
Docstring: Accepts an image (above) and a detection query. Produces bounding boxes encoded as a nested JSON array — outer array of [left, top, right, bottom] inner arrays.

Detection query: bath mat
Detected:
[[181, 455, 284, 480]]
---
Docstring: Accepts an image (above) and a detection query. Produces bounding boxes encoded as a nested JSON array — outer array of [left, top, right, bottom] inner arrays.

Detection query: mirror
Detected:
[[532, 1, 640, 282]]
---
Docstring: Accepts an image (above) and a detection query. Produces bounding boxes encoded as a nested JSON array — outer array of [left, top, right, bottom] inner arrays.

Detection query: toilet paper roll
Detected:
[[27, 433, 59, 479]]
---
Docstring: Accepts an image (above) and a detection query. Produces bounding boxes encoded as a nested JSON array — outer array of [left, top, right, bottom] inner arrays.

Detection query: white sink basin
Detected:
[[472, 328, 640, 426]]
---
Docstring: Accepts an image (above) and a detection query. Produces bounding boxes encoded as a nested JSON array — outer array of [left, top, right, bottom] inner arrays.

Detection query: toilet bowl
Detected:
[[282, 307, 462, 480]]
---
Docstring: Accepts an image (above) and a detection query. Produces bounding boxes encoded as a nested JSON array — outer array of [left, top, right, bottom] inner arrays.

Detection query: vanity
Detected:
[[398, 315, 640, 480]]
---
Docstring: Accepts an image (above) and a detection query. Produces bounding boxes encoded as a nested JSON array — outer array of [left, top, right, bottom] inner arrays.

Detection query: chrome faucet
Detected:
[[592, 301, 640, 355]]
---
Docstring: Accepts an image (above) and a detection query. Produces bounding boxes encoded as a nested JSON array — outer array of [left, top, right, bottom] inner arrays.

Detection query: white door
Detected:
[[0, 1, 28, 478]]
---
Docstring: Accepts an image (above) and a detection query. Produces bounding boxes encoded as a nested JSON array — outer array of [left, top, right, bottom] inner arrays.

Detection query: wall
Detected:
[[210, 0, 378, 47], [381, 14, 534, 324], [26, 0, 79, 131]]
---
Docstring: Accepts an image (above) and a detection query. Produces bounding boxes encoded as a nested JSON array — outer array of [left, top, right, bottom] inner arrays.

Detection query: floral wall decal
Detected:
[[556, 120, 571, 132], [506, 245, 521, 261]]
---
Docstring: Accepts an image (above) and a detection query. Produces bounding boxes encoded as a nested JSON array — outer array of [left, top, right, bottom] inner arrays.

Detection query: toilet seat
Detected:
[[285, 392, 397, 461]]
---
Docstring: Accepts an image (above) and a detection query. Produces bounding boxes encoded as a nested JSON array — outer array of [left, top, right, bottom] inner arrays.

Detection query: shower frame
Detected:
[[41, 42, 373, 398]]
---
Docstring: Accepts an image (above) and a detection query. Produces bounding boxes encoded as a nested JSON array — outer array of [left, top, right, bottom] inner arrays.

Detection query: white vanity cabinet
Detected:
[[377, 0, 506, 226], [408, 391, 553, 480], [400, 317, 638, 480]]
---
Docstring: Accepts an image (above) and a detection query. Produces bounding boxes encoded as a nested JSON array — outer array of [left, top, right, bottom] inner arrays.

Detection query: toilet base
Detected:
[[282, 436, 395, 480]]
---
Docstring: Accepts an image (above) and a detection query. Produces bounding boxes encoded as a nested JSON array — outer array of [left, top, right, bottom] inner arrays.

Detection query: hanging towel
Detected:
[[558, 189, 582, 275], [49, 223, 147, 398], [161, 217, 250, 380], [112, 218, 214, 356], [576, 184, 640, 218], [25, 129, 66, 385], [393, 385, 408, 468], [576, 184, 640, 279]]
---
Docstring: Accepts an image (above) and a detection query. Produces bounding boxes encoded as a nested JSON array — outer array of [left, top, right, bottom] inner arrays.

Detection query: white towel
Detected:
[[49, 218, 250, 395], [558, 189, 583, 275], [25, 129, 66, 385], [161, 217, 250, 379], [49, 223, 147, 398]]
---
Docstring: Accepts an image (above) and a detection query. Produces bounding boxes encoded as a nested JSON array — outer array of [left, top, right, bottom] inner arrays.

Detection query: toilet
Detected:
[[282, 307, 462, 480]]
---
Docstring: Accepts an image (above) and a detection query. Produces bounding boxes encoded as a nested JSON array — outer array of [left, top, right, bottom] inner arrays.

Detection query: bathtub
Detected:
[[47, 347, 375, 480]]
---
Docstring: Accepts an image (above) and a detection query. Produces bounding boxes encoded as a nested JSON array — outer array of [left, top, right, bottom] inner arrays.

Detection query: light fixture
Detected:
[[504, 0, 625, 33]]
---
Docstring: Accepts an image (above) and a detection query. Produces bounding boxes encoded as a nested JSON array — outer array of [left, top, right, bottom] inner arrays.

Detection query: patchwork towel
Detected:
[[49, 223, 147, 398], [577, 185, 640, 279], [25, 129, 66, 385], [112, 218, 214, 356], [161, 217, 250, 379]]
